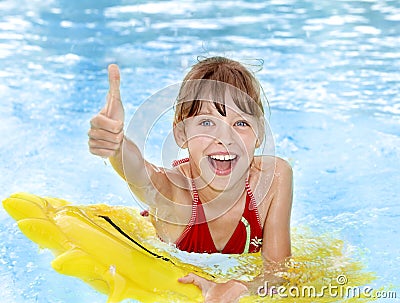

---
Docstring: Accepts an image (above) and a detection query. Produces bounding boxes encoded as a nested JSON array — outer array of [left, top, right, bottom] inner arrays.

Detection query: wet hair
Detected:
[[174, 56, 267, 125]]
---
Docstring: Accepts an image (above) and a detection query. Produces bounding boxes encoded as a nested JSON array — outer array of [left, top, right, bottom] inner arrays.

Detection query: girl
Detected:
[[88, 57, 293, 303]]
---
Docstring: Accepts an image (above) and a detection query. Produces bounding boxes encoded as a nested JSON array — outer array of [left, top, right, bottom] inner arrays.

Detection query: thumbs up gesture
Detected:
[[88, 64, 125, 158]]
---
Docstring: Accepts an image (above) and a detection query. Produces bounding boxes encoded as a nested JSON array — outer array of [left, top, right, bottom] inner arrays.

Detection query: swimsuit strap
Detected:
[[187, 178, 199, 226], [173, 177, 200, 244], [172, 157, 262, 227], [245, 178, 262, 227], [172, 158, 189, 167]]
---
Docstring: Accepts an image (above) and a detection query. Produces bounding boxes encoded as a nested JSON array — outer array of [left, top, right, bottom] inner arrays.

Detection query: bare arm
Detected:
[[262, 157, 293, 262], [88, 64, 173, 205], [244, 157, 293, 294]]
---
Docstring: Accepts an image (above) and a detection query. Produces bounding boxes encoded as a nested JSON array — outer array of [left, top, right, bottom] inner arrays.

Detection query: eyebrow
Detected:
[[196, 110, 253, 121], [197, 102, 254, 119]]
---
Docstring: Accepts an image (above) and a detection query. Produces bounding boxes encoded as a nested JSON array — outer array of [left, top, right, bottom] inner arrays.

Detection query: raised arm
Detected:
[[88, 65, 172, 203]]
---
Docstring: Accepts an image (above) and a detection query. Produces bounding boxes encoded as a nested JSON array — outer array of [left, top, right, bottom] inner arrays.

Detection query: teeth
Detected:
[[209, 154, 237, 161]]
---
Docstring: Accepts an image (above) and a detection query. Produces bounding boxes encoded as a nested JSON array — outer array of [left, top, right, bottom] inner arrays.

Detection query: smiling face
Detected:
[[174, 89, 263, 192], [173, 57, 266, 194]]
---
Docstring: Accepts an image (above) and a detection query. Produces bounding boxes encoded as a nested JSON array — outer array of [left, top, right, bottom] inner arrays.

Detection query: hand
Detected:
[[88, 64, 125, 158], [179, 273, 248, 303]]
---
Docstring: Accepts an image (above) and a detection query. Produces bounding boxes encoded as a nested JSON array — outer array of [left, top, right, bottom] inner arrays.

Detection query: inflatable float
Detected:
[[2, 193, 214, 303], [3, 193, 379, 303]]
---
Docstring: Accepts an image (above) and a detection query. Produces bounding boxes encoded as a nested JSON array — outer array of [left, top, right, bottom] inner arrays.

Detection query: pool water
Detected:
[[1, 0, 399, 302]]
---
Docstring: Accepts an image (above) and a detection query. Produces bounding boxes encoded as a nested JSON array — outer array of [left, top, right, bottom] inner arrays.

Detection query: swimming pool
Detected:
[[1, 0, 399, 302]]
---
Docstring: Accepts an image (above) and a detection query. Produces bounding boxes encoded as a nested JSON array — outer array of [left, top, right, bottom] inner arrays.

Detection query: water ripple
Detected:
[[1, 0, 398, 118], [0, 1, 399, 302]]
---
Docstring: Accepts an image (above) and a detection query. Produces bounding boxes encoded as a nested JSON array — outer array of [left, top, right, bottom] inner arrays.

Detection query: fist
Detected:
[[88, 64, 125, 158]]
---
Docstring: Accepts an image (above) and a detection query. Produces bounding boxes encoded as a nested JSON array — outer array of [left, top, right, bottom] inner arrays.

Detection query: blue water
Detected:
[[1, 0, 399, 302]]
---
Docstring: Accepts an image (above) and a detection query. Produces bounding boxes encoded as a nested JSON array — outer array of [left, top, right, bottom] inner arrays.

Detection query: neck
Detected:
[[194, 177, 247, 221]]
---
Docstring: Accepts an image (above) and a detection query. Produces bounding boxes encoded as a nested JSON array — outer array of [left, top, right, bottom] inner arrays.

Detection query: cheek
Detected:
[[187, 135, 212, 152], [241, 137, 258, 159], [236, 130, 257, 147], [186, 127, 215, 139]]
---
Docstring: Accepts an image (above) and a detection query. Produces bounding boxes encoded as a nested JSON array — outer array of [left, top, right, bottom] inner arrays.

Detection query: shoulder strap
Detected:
[[244, 179, 262, 228]]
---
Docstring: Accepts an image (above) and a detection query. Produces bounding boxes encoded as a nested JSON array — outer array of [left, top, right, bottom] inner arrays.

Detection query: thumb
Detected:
[[105, 64, 124, 121]]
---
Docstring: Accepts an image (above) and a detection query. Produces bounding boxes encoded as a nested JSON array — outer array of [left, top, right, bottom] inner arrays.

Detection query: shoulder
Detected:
[[265, 156, 293, 211], [252, 156, 293, 212], [136, 160, 192, 207], [273, 156, 293, 182], [253, 155, 292, 178], [265, 156, 293, 196]]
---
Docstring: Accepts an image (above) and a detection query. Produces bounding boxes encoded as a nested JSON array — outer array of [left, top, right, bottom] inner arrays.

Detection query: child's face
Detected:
[[178, 93, 261, 191]]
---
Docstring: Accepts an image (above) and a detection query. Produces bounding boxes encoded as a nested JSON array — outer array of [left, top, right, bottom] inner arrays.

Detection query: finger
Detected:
[[178, 273, 196, 284], [88, 128, 124, 144], [88, 139, 121, 157], [108, 64, 120, 97], [180, 273, 214, 299], [179, 273, 211, 291], [90, 114, 123, 134], [106, 64, 123, 120], [88, 137, 121, 150]]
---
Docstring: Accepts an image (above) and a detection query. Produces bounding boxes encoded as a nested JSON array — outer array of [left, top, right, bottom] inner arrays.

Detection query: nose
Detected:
[[214, 122, 235, 146]]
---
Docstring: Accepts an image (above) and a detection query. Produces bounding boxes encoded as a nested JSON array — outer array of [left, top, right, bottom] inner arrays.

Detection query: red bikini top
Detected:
[[172, 158, 263, 254]]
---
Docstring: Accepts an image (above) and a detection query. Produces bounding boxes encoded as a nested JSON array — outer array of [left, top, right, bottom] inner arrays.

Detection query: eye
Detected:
[[200, 119, 214, 126], [235, 120, 249, 127]]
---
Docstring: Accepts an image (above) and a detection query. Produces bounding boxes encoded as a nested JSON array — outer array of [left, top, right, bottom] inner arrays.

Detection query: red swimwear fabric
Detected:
[[172, 158, 263, 254]]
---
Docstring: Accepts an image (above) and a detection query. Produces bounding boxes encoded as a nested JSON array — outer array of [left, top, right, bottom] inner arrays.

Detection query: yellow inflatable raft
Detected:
[[3, 193, 379, 303], [2, 193, 213, 303]]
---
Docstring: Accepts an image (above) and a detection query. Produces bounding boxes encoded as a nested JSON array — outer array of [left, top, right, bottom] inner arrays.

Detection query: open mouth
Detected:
[[207, 154, 238, 176]]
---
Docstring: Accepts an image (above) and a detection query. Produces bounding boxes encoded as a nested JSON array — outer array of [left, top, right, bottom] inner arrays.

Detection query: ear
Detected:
[[255, 132, 265, 148], [173, 121, 188, 149]]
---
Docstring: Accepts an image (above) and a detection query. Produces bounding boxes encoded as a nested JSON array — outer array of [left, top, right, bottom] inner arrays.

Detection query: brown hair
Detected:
[[174, 56, 266, 125]]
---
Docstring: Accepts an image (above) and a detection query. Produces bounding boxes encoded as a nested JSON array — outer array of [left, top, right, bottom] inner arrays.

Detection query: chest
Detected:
[[202, 195, 247, 251]]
